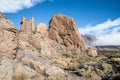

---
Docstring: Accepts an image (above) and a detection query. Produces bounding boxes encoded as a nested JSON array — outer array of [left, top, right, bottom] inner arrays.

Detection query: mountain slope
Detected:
[[0, 13, 98, 80]]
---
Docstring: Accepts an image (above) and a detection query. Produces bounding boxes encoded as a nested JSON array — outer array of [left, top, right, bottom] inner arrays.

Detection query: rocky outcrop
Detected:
[[0, 13, 98, 80], [48, 14, 87, 53], [18, 17, 35, 41], [85, 48, 97, 57], [0, 12, 18, 58], [36, 23, 48, 37], [20, 17, 35, 32], [18, 17, 42, 52]]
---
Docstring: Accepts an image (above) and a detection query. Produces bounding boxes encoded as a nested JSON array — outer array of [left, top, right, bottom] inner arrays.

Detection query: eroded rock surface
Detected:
[[0, 13, 98, 80], [0, 12, 18, 58], [48, 14, 87, 54]]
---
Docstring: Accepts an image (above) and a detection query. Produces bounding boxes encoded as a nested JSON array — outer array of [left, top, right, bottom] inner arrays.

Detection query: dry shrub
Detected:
[[90, 74, 101, 80], [12, 71, 27, 80], [54, 59, 67, 67]]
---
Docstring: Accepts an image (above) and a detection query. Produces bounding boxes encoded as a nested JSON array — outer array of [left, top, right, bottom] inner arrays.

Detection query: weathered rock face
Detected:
[[18, 17, 42, 52], [18, 17, 35, 41], [48, 14, 87, 53], [0, 13, 98, 80], [36, 23, 48, 37], [0, 12, 18, 58], [20, 17, 35, 32]]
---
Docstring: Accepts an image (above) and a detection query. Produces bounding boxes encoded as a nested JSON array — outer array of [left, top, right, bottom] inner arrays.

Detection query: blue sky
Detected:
[[0, 0, 120, 45]]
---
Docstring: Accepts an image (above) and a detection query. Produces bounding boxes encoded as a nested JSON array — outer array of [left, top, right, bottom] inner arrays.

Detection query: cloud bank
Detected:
[[79, 18, 120, 46], [0, 0, 51, 13]]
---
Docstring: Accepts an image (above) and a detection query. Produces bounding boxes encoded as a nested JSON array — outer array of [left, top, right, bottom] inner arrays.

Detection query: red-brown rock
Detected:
[[48, 14, 87, 53]]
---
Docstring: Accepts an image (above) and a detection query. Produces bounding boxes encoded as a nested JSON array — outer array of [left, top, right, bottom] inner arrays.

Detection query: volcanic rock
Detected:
[[0, 13, 18, 58], [48, 14, 87, 53], [18, 17, 35, 42], [0, 13, 98, 80], [20, 17, 35, 32], [85, 48, 97, 57], [36, 23, 48, 36]]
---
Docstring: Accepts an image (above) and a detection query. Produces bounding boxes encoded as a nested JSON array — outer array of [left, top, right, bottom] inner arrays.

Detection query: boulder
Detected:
[[85, 48, 97, 57]]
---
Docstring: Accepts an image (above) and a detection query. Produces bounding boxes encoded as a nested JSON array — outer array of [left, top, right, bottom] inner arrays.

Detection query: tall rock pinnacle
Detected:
[[20, 17, 35, 32], [18, 17, 36, 42], [48, 14, 87, 53]]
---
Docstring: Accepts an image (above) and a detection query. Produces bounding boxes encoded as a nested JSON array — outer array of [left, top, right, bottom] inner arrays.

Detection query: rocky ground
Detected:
[[64, 51, 120, 80], [0, 12, 119, 80]]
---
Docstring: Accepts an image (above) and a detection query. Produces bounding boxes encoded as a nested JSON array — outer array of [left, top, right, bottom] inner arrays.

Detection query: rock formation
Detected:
[[48, 14, 87, 53], [36, 23, 48, 36], [18, 17, 35, 41], [0, 12, 18, 58], [0, 13, 99, 80], [20, 17, 35, 32]]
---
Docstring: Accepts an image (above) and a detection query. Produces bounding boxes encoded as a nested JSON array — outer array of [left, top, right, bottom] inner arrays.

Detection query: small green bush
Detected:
[[63, 53, 71, 58]]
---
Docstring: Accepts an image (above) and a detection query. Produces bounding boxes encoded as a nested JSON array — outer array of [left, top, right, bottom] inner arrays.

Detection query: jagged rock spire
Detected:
[[20, 17, 35, 32], [20, 16, 26, 24], [30, 17, 35, 32]]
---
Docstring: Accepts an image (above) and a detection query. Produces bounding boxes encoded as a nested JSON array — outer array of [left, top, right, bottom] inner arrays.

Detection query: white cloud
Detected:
[[79, 18, 120, 46], [95, 32, 120, 46], [79, 18, 120, 35], [0, 0, 51, 13]]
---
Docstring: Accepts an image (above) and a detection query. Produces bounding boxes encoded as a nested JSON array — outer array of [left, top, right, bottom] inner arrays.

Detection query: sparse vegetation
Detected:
[[54, 59, 67, 67], [63, 51, 120, 80], [62, 53, 71, 58], [22, 59, 45, 76], [112, 74, 120, 80], [75, 54, 96, 64], [31, 74, 44, 80], [90, 73, 101, 80], [12, 71, 27, 80], [111, 58, 120, 63]]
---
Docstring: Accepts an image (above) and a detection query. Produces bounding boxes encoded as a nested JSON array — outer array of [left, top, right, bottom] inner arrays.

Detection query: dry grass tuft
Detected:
[[54, 59, 67, 67], [12, 71, 27, 80]]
